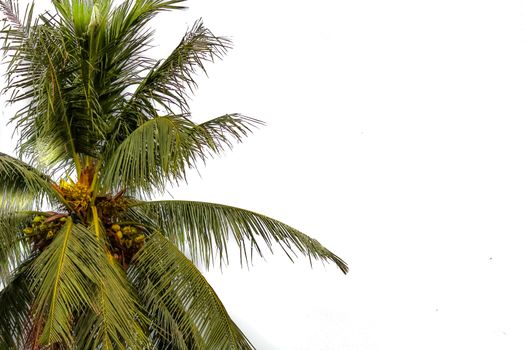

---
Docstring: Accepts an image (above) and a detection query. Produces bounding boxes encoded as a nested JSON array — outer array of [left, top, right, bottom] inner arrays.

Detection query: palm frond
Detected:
[[0, 153, 56, 211], [2, 16, 86, 172], [100, 114, 261, 195], [135, 276, 205, 350], [0, 0, 27, 29], [71, 213, 149, 349], [129, 232, 254, 349], [133, 200, 349, 273], [0, 0, 33, 70], [0, 263, 33, 349], [128, 18, 230, 115], [100, 0, 186, 115], [192, 114, 264, 151], [27, 218, 100, 347], [109, 0, 186, 38], [2, 2, 110, 172], [102, 0, 187, 118], [74, 254, 149, 350], [0, 211, 32, 285]]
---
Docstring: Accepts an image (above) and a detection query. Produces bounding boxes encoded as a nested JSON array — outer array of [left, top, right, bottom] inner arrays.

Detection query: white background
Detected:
[[3, 0, 525, 349]]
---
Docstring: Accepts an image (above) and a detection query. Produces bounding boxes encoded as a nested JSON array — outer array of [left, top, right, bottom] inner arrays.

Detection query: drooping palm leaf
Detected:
[[0, 153, 56, 211], [134, 200, 349, 273], [74, 253, 149, 349], [129, 232, 254, 349], [0, 210, 32, 284], [27, 218, 95, 346], [134, 271, 205, 350], [69, 215, 149, 349], [0, 263, 33, 349]]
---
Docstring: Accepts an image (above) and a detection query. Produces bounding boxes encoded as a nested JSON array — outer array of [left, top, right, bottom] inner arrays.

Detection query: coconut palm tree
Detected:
[[0, 0, 348, 348]]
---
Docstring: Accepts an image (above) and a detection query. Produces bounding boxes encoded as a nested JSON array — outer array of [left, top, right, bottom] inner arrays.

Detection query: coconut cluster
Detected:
[[109, 224, 144, 248], [106, 224, 145, 262], [95, 195, 146, 264], [59, 179, 91, 213], [23, 214, 67, 250], [23, 178, 147, 266]]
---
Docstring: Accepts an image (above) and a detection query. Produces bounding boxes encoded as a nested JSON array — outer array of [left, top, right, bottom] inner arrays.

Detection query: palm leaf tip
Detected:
[[304, 236, 349, 274]]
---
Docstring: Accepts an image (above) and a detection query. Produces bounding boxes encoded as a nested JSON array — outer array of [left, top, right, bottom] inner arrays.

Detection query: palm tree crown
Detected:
[[0, 0, 348, 348]]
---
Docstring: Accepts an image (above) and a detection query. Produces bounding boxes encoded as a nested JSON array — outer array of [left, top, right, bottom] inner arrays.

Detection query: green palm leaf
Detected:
[[101, 114, 261, 195], [2, 16, 86, 172], [0, 153, 56, 211], [130, 18, 229, 115], [27, 218, 97, 346], [134, 271, 205, 349], [0, 211, 32, 284], [0, 264, 33, 349], [129, 232, 254, 349], [133, 200, 349, 273], [74, 253, 149, 349], [99, 0, 186, 122]]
